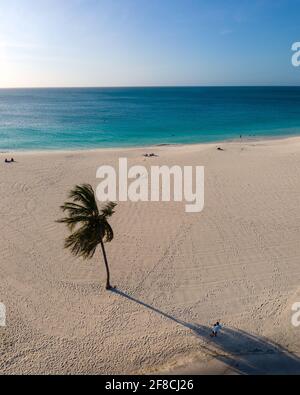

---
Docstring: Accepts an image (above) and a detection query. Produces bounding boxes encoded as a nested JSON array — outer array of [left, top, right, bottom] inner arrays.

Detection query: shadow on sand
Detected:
[[112, 288, 300, 375]]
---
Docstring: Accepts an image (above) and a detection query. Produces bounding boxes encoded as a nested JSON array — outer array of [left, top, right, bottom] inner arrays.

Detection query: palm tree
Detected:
[[57, 184, 117, 290]]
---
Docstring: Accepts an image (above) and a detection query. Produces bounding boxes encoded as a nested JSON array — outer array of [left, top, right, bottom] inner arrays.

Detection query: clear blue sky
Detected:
[[1, 0, 300, 87]]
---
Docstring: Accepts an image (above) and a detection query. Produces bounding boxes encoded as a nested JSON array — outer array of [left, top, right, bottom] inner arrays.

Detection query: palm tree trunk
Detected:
[[100, 240, 112, 290]]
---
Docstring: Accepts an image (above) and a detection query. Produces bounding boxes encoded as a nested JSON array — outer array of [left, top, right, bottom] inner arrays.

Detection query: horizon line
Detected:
[[1, 84, 300, 90]]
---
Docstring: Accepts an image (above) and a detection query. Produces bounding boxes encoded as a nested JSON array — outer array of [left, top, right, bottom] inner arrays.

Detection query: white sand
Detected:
[[1, 137, 300, 374]]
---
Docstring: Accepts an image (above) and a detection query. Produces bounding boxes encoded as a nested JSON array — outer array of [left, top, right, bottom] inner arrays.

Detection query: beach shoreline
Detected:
[[1, 136, 300, 374], [2, 133, 300, 157]]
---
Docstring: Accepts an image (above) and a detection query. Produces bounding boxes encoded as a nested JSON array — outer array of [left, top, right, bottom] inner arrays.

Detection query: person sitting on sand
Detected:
[[144, 153, 157, 158], [210, 322, 222, 338], [5, 158, 10, 163], [11, 158, 15, 163]]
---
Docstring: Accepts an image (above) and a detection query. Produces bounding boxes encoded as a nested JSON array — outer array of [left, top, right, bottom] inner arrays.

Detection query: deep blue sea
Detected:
[[1, 87, 300, 151]]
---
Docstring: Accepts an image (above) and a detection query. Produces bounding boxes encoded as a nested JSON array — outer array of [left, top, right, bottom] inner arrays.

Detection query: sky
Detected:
[[0, 0, 300, 87]]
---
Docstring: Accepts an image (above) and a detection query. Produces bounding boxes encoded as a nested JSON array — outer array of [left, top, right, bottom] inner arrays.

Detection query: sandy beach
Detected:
[[1, 137, 300, 375]]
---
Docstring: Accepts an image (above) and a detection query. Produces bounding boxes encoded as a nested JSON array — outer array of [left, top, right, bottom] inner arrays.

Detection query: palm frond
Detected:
[[100, 201, 117, 218], [56, 215, 90, 231], [64, 222, 100, 259], [69, 184, 99, 214], [60, 202, 91, 216], [102, 221, 114, 243]]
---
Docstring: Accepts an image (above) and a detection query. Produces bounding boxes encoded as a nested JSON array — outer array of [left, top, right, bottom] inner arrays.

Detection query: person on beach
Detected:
[[210, 322, 222, 338]]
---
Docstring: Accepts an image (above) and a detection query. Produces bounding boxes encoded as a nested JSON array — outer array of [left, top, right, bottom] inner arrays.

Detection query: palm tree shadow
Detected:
[[112, 288, 300, 375]]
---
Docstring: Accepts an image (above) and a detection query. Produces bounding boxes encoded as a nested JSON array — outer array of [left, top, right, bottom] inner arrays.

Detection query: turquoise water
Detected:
[[1, 87, 300, 151]]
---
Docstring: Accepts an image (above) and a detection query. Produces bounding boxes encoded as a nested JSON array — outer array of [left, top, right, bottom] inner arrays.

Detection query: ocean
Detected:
[[1, 87, 300, 151]]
